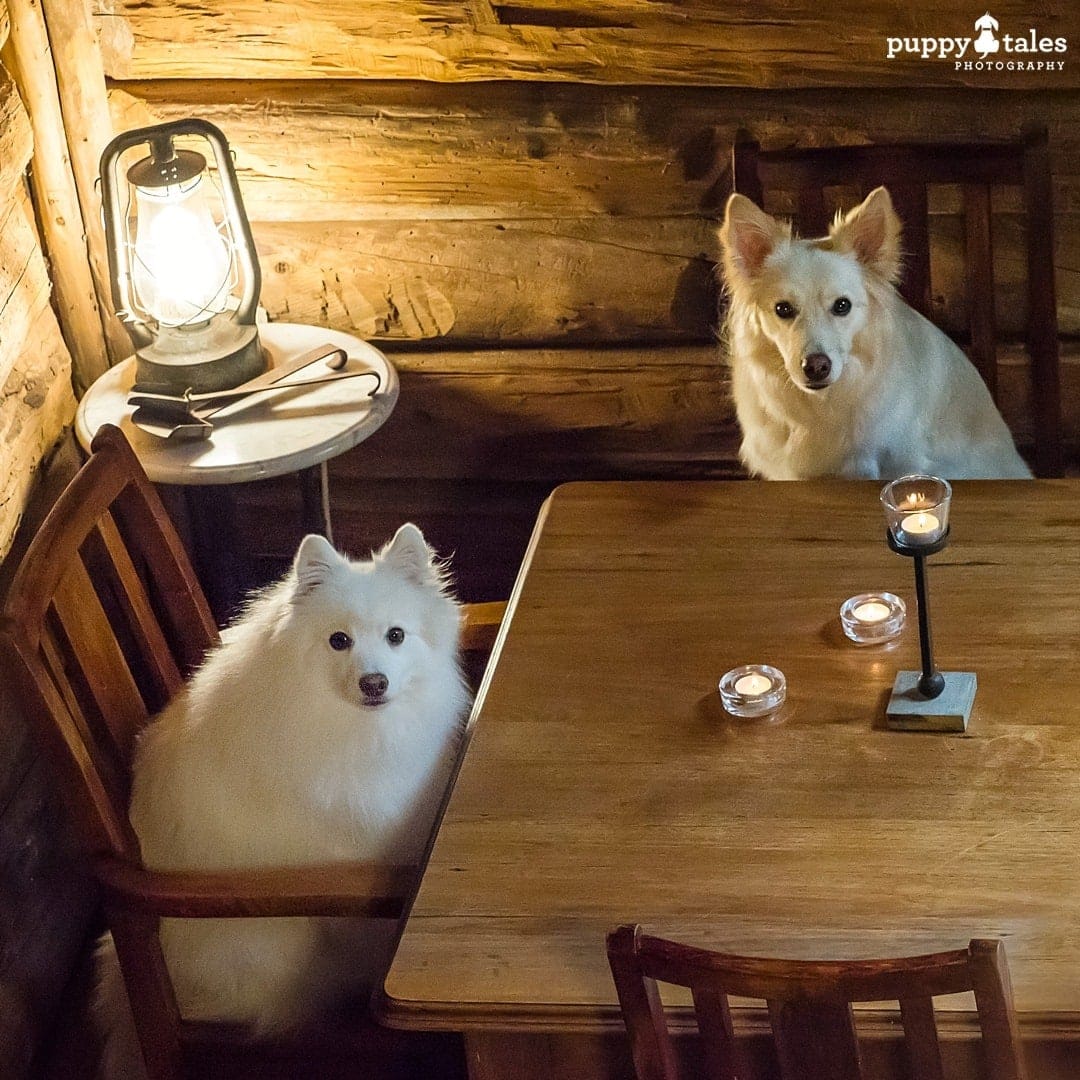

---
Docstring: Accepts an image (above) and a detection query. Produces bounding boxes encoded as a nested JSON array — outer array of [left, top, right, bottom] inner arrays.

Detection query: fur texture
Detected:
[[718, 187, 1031, 480], [97, 525, 470, 1075]]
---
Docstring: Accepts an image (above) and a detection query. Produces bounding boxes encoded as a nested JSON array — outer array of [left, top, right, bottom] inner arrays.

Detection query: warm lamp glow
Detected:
[[131, 175, 233, 327]]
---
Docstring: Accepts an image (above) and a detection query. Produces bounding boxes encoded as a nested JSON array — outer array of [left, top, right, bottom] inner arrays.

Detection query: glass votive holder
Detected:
[[839, 592, 906, 645], [718, 664, 786, 718], [880, 474, 951, 548]]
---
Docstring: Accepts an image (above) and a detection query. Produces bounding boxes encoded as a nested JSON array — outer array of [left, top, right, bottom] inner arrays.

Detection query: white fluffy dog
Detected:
[[718, 187, 1031, 480], [98, 524, 470, 1074]]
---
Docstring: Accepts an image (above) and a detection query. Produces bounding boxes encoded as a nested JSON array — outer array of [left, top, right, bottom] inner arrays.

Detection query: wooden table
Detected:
[[381, 480, 1080, 1080]]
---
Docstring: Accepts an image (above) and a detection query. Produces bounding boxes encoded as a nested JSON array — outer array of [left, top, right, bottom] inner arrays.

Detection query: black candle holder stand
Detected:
[[884, 526, 976, 733]]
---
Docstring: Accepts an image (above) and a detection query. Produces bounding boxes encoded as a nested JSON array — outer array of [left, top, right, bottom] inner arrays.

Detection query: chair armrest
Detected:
[[93, 855, 417, 919], [460, 600, 506, 654]]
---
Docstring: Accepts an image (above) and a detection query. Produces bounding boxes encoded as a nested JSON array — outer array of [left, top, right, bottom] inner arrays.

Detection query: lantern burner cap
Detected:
[[127, 144, 206, 190]]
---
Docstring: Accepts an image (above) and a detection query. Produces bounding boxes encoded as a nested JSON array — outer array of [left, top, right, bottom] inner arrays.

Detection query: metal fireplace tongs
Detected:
[[128, 344, 382, 441]]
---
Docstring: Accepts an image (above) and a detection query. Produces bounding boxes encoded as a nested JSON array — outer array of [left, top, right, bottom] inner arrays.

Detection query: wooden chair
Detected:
[[607, 924, 1027, 1080], [731, 128, 1062, 478], [0, 423, 504, 1080]]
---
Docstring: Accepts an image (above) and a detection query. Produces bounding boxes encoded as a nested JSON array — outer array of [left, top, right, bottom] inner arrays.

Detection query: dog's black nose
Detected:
[[802, 353, 832, 386], [359, 673, 389, 698]]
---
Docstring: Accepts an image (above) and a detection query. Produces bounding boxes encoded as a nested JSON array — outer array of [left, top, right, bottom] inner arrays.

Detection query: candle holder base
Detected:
[[885, 670, 977, 733]]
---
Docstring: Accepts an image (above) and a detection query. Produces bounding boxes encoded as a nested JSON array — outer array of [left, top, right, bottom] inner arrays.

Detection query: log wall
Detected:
[[0, 8, 91, 1074]]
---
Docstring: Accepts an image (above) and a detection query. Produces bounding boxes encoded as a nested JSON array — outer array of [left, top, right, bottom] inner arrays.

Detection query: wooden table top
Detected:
[[382, 479, 1080, 1033]]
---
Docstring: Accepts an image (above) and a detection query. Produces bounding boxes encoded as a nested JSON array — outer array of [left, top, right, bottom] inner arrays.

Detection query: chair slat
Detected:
[[767, 998, 862, 1080], [34, 626, 135, 854], [691, 985, 740, 1080], [796, 181, 830, 237], [51, 555, 149, 768], [1022, 127, 1063, 478], [899, 995, 946, 1080], [887, 182, 930, 315], [607, 925, 680, 1080], [101, 435, 219, 672], [969, 940, 1028, 1080], [731, 138, 764, 210], [964, 183, 998, 399], [90, 511, 186, 704]]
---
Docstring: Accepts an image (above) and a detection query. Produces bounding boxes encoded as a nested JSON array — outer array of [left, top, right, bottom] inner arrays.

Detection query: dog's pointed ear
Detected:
[[293, 533, 343, 595], [719, 194, 786, 283], [831, 186, 902, 284], [379, 523, 439, 586]]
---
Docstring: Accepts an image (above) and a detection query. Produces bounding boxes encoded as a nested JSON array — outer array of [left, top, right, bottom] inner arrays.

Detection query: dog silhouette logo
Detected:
[[973, 12, 1000, 57]]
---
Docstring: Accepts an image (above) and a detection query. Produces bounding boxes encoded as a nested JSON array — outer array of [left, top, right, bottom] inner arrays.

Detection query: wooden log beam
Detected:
[[39, 0, 127, 363], [0, 305, 76, 556], [255, 217, 720, 345], [3, 0, 108, 392], [0, 60, 31, 201], [93, 0, 1079, 90], [0, 184, 76, 556], [0, 186, 52, 387], [108, 83, 1080, 222]]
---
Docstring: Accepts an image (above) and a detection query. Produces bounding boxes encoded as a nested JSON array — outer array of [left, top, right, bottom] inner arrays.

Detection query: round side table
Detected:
[[76, 322, 399, 620]]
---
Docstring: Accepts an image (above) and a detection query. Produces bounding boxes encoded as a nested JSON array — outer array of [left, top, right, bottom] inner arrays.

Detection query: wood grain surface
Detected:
[[95, 0, 1079, 90], [384, 480, 1080, 1043], [107, 83, 1080, 344]]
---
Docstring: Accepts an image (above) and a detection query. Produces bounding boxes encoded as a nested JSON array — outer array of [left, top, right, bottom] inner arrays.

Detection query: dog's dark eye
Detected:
[[774, 301, 796, 320], [386, 627, 405, 646], [329, 631, 352, 651], [832, 297, 852, 316]]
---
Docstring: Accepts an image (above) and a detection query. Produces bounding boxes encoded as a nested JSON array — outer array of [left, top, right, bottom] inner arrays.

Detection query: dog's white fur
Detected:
[[719, 187, 1031, 480], [97, 525, 470, 1075]]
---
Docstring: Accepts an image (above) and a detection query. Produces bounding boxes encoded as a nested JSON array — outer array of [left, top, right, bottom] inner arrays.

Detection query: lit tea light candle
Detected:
[[852, 600, 891, 623], [733, 672, 772, 696], [899, 510, 942, 540], [719, 664, 786, 718], [840, 592, 906, 645]]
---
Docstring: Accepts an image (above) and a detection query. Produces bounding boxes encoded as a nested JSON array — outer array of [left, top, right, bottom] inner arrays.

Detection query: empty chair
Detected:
[[731, 128, 1062, 477], [0, 423, 503, 1080], [607, 924, 1027, 1080]]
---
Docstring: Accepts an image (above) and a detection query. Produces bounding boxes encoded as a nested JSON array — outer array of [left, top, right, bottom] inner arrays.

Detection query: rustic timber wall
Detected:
[[0, 2, 91, 1074], [91, 1, 1080, 597]]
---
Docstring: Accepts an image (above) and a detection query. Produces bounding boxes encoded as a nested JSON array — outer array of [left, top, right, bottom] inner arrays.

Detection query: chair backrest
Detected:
[[731, 128, 1062, 478], [607, 924, 1027, 1080], [0, 423, 220, 863]]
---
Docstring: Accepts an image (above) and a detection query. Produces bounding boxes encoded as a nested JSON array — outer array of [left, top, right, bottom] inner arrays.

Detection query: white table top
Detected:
[[75, 322, 399, 485]]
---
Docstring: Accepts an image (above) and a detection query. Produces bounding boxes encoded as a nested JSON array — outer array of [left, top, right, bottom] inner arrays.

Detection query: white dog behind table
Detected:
[[718, 185, 1031, 481], [96, 524, 470, 1077]]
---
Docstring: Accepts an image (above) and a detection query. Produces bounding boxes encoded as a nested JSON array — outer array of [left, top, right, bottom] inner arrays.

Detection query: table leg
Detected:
[[183, 485, 246, 626], [298, 462, 334, 543]]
